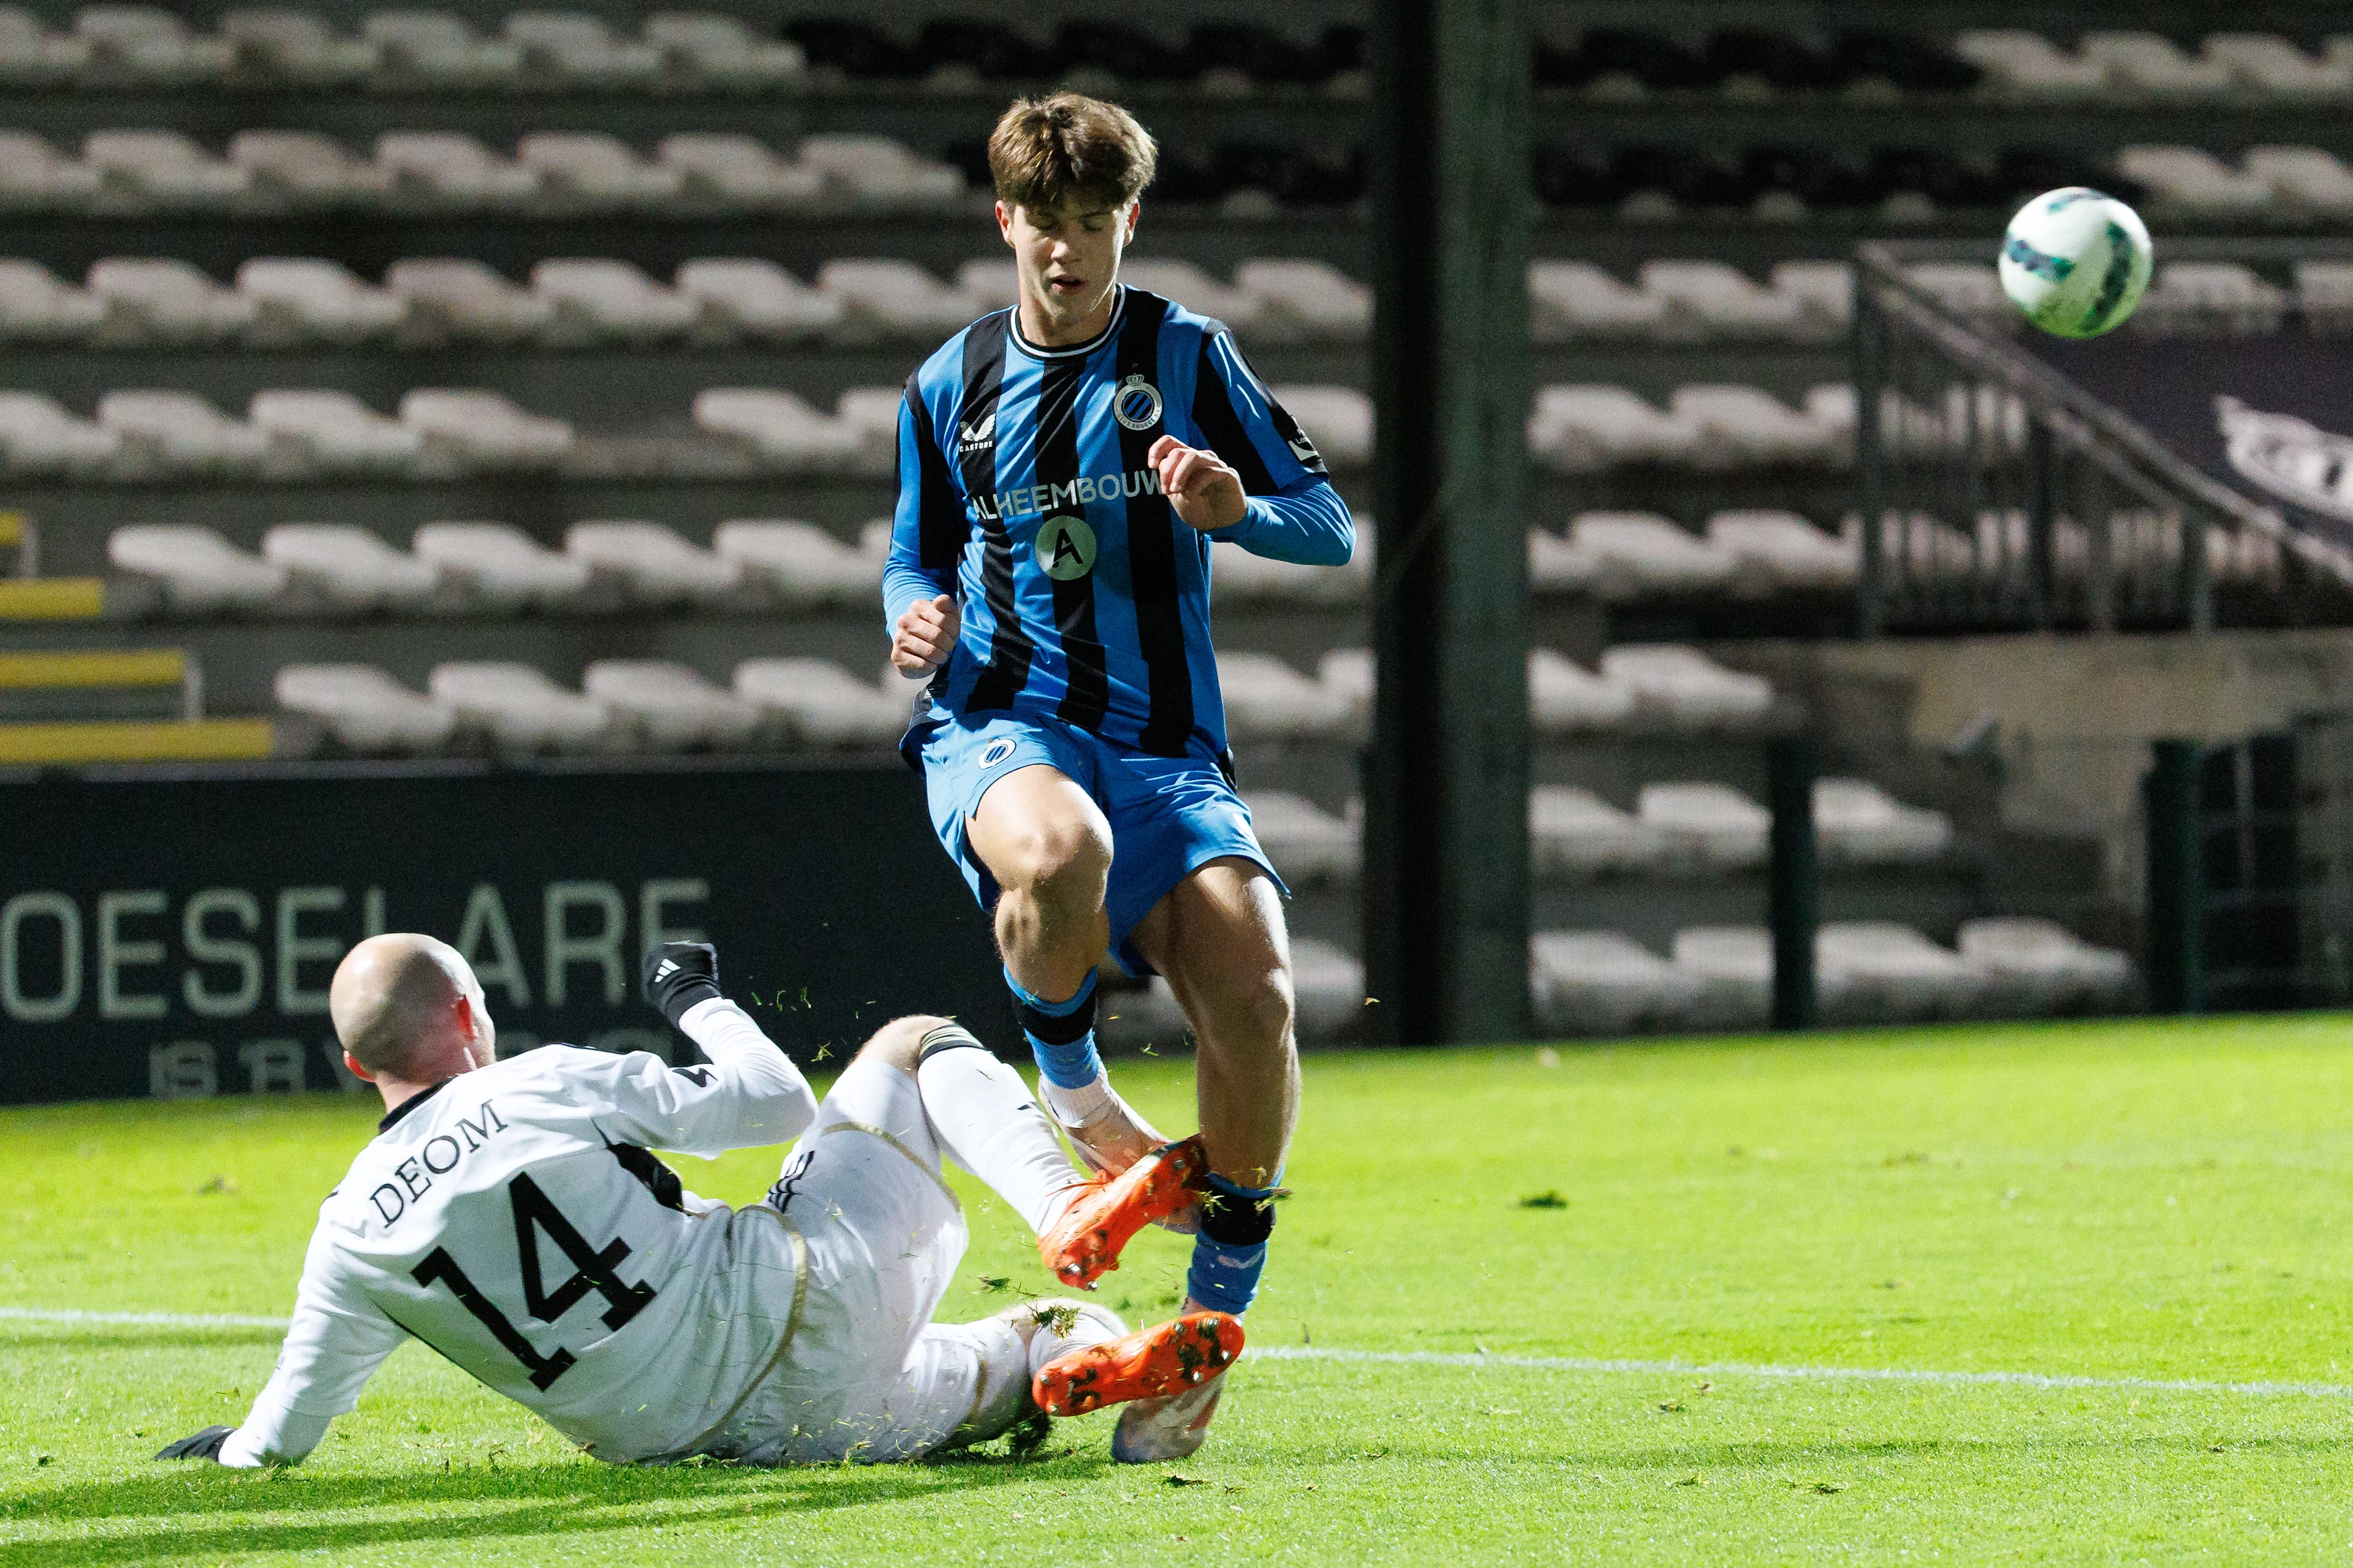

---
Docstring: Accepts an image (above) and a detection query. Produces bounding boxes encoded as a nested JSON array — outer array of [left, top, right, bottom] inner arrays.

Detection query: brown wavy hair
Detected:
[[987, 91, 1158, 212]]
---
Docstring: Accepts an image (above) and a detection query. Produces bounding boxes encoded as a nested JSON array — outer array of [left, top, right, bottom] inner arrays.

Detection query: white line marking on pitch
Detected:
[[8, 1309, 2346, 1401], [1254, 1346, 2353, 1399]]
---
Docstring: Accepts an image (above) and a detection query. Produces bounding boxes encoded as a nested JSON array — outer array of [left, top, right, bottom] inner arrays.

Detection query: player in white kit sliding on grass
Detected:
[[152, 933, 1241, 1468]]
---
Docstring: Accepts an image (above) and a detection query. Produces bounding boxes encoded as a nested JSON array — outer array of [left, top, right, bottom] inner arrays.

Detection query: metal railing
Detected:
[[1852, 239, 2336, 637]]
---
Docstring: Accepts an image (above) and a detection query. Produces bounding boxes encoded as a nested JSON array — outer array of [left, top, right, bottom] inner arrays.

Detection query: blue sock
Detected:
[[1187, 1170, 1280, 1317], [1006, 966, 1101, 1091]]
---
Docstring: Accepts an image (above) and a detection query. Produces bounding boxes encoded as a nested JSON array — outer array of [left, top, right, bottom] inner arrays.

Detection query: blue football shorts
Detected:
[[910, 711, 1286, 977]]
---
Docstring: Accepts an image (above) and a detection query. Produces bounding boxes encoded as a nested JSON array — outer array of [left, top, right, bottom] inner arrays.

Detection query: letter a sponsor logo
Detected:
[[1034, 515, 1098, 581]]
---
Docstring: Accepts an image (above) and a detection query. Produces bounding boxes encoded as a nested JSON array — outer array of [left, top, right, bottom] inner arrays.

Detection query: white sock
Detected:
[[917, 1036, 1085, 1237], [1041, 1069, 1115, 1127], [1025, 1300, 1124, 1379]]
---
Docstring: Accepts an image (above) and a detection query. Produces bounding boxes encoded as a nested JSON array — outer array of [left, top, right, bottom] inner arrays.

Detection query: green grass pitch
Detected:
[[6, 1015, 2353, 1564]]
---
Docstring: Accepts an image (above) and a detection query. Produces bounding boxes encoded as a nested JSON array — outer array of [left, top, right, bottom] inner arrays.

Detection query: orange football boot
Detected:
[[1037, 1133, 1210, 1289], [1032, 1310, 1246, 1417]]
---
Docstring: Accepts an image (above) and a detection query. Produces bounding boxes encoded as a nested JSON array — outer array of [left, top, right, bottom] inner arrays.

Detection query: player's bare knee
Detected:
[[1008, 817, 1112, 906], [1195, 966, 1295, 1052], [858, 1015, 949, 1074]]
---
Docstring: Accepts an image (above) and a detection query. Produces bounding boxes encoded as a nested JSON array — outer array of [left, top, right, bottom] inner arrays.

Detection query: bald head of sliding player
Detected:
[[328, 934, 498, 1112]]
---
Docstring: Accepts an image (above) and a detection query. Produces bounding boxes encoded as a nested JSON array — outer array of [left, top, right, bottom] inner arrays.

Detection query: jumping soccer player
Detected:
[[885, 92, 1354, 1460], [153, 934, 1240, 1469]]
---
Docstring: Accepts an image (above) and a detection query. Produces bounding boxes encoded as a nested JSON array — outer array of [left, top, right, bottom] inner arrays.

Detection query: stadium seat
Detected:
[[1528, 385, 1697, 471], [1242, 790, 1358, 885], [86, 258, 254, 343], [640, 13, 805, 88], [833, 388, 908, 472], [2242, 146, 2353, 214], [237, 259, 403, 347], [1526, 524, 1599, 594], [794, 134, 964, 208], [1905, 262, 2007, 319], [1671, 385, 1842, 468], [1704, 510, 1859, 589], [1952, 31, 2108, 96], [1233, 259, 1370, 341], [385, 259, 553, 343], [83, 130, 248, 208], [0, 9, 89, 80], [1813, 778, 1953, 863], [248, 390, 424, 473], [374, 132, 541, 210], [108, 523, 286, 614], [531, 258, 702, 344], [732, 657, 909, 749], [1639, 260, 1805, 339], [2296, 260, 2353, 331], [2080, 32, 2234, 97], [227, 131, 384, 207], [2134, 262, 2288, 336], [1529, 648, 1637, 731], [503, 12, 663, 88], [0, 132, 101, 207], [412, 521, 591, 613], [220, 9, 375, 82], [1768, 260, 1854, 338], [1212, 528, 1371, 603], [1288, 935, 1368, 1043], [1957, 917, 2134, 1014], [675, 259, 844, 339], [362, 10, 520, 86], [656, 134, 825, 210], [1531, 931, 1699, 1036], [1571, 512, 1740, 597], [2207, 34, 2352, 96], [2113, 147, 2275, 216], [1637, 781, 1769, 873], [398, 389, 572, 469], [712, 519, 887, 607], [517, 132, 683, 210], [262, 523, 444, 613], [953, 257, 1020, 312], [274, 664, 458, 755], [565, 521, 741, 607], [0, 261, 104, 340], [430, 662, 614, 753], [1120, 259, 1258, 329], [583, 660, 762, 751], [1669, 926, 1774, 1030], [1598, 644, 1775, 727], [1819, 922, 1988, 1022], [97, 390, 275, 475], [692, 388, 866, 471], [1529, 785, 1658, 876], [1527, 260, 1671, 341], [1269, 385, 1372, 468], [1315, 647, 1372, 733], [817, 259, 989, 338], [0, 392, 118, 474], [1217, 651, 1357, 741], [75, 6, 233, 82]]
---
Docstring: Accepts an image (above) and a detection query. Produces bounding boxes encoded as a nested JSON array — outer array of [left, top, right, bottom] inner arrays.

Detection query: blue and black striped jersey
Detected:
[[885, 286, 1354, 760]]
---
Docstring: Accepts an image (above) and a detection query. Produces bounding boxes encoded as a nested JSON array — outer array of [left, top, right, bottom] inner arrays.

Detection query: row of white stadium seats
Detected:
[[0, 7, 808, 87], [0, 256, 1863, 347], [0, 381, 1881, 479], [0, 129, 960, 214], [1956, 31, 2353, 99], [1105, 917, 2134, 1045], [1533, 920, 2134, 1035], [1248, 777, 1950, 887], [276, 657, 912, 753], [265, 643, 1775, 751]]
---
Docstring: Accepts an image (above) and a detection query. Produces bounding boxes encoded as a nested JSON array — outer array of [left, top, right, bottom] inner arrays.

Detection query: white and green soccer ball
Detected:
[[1996, 187, 2154, 339]]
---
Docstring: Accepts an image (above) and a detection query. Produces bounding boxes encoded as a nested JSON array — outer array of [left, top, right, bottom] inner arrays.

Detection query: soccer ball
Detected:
[[1996, 187, 2154, 339]]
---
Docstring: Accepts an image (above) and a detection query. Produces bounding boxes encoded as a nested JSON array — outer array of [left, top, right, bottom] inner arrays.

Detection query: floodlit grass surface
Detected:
[[6, 1016, 2353, 1564]]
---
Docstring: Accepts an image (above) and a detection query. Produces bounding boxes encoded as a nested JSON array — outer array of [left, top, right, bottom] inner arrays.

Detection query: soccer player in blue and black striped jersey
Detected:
[[884, 93, 1353, 1462]]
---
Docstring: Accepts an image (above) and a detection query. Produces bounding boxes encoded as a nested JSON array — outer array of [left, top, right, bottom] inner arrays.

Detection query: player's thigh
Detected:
[[966, 763, 1115, 892], [1129, 857, 1295, 1017]]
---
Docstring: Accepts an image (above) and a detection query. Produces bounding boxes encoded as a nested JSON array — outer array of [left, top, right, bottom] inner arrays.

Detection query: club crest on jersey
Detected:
[[979, 737, 1018, 768], [1034, 514, 1099, 581], [1112, 374, 1164, 432]]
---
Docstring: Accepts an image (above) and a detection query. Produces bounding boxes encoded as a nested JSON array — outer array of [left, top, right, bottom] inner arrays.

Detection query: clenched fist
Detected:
[[892, 593, 960, 675], [1149, 435, 1247, 533]]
